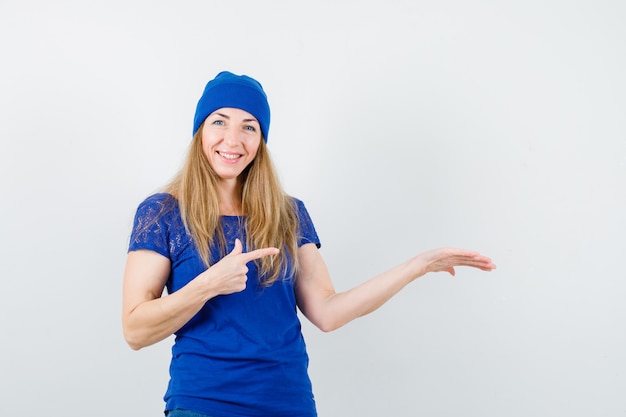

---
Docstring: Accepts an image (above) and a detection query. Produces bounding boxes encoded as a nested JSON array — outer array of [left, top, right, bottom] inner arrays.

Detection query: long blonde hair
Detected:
[[164, 127, 299, 286]]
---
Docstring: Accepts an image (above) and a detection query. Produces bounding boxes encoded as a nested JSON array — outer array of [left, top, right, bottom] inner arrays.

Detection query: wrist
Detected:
[[407, 255, 428, 280]]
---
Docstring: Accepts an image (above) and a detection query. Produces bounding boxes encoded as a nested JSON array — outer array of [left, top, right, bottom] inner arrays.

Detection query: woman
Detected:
[[123, 71, 496, 417]]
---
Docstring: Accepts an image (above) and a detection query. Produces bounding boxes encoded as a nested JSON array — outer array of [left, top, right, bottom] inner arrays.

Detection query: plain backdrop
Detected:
[[1, 0, 624, 416]]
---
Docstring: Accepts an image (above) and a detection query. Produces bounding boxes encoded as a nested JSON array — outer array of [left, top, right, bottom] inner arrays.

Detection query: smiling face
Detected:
[[201, 107, 263, 184]]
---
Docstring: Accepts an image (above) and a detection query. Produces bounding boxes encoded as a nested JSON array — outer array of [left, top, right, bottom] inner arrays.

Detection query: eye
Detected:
[[244, 125, 257, 132], [212, 119, 225, 126]]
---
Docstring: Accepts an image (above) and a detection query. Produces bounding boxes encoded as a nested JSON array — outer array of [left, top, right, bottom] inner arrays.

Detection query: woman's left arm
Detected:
[[294, 243, 496, 332]]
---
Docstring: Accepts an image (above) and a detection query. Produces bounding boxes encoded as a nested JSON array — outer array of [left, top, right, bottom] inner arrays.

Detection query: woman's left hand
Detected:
[[412, 248, 496, 277]]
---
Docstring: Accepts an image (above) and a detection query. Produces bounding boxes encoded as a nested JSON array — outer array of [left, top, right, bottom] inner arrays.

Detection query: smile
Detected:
[[218, 151, 242, 160]]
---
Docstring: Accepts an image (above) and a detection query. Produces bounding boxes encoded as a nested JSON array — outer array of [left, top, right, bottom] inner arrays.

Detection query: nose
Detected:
[[223, 126, 240, 146]]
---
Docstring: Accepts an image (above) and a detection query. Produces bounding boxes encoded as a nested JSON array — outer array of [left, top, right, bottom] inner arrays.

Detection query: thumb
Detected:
[[229, 238, 243, 256]]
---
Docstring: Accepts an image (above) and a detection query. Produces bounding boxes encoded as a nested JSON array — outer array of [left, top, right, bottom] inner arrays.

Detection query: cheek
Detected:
[[200, 132, 215, 155], [199, 137, 216, 168], [246, 138, 262, 158], [200, 141, 210, 160]]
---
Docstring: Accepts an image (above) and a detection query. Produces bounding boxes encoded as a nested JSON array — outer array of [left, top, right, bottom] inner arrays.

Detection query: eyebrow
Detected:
[[214, 112, 259, 124]]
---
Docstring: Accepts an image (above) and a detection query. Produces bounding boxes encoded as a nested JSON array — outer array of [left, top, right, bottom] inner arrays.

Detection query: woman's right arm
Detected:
[[122, 249, 213, 350], [122, 240, 279, 350]]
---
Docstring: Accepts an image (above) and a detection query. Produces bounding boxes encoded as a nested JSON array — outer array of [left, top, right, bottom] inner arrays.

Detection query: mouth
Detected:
[[217, 151, 243, 161]]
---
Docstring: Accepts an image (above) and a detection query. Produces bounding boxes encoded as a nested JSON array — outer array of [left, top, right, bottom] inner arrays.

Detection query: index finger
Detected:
[[241, 247, 280, 263]]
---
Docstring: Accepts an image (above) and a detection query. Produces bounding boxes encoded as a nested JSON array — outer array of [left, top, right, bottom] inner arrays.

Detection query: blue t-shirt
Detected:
[[128, 193, 321, 417]]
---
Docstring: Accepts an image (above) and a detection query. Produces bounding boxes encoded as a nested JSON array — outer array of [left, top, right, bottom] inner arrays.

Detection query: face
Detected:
[[201, 107, 262, 183]]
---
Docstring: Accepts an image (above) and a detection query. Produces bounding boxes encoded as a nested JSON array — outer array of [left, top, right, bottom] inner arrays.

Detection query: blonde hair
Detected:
[[164, 127, 299, 286]]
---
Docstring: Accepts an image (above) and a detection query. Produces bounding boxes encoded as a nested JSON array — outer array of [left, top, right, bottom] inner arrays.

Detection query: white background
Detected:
[[1, 0, 624, 416]]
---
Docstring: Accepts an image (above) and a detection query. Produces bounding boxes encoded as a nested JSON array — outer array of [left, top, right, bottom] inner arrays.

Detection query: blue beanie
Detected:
[[193, 71, 271, 142]]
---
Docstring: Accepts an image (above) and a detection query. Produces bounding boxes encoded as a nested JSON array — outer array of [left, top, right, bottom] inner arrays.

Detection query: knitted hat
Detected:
[[193, 71, 271, 142]]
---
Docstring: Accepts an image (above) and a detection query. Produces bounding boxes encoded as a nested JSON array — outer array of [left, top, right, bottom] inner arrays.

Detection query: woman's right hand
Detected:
[[199, 238, 279, 296]]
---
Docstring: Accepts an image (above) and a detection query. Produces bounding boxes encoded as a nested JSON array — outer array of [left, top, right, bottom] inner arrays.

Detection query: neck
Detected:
[[216, 178, 244, 215]]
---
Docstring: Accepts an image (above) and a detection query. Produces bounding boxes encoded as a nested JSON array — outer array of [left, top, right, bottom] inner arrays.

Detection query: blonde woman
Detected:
[[122, 71, 496, 417]]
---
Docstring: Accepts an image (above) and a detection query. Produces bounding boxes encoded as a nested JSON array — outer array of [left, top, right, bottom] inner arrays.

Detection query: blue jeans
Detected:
[[166, 410, 214, 417]]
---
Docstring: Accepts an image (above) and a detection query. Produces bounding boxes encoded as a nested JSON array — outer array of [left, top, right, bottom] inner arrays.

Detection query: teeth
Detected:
[[219, 152, 241, 160]]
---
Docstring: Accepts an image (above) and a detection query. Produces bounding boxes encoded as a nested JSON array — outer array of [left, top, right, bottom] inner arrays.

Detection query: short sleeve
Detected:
[[128, 193, 180, 259], [294, 198, 321, 248]]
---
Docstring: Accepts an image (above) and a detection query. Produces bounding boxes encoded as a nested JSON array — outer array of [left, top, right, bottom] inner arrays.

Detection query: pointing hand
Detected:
[[201, 239, 280, 295]]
